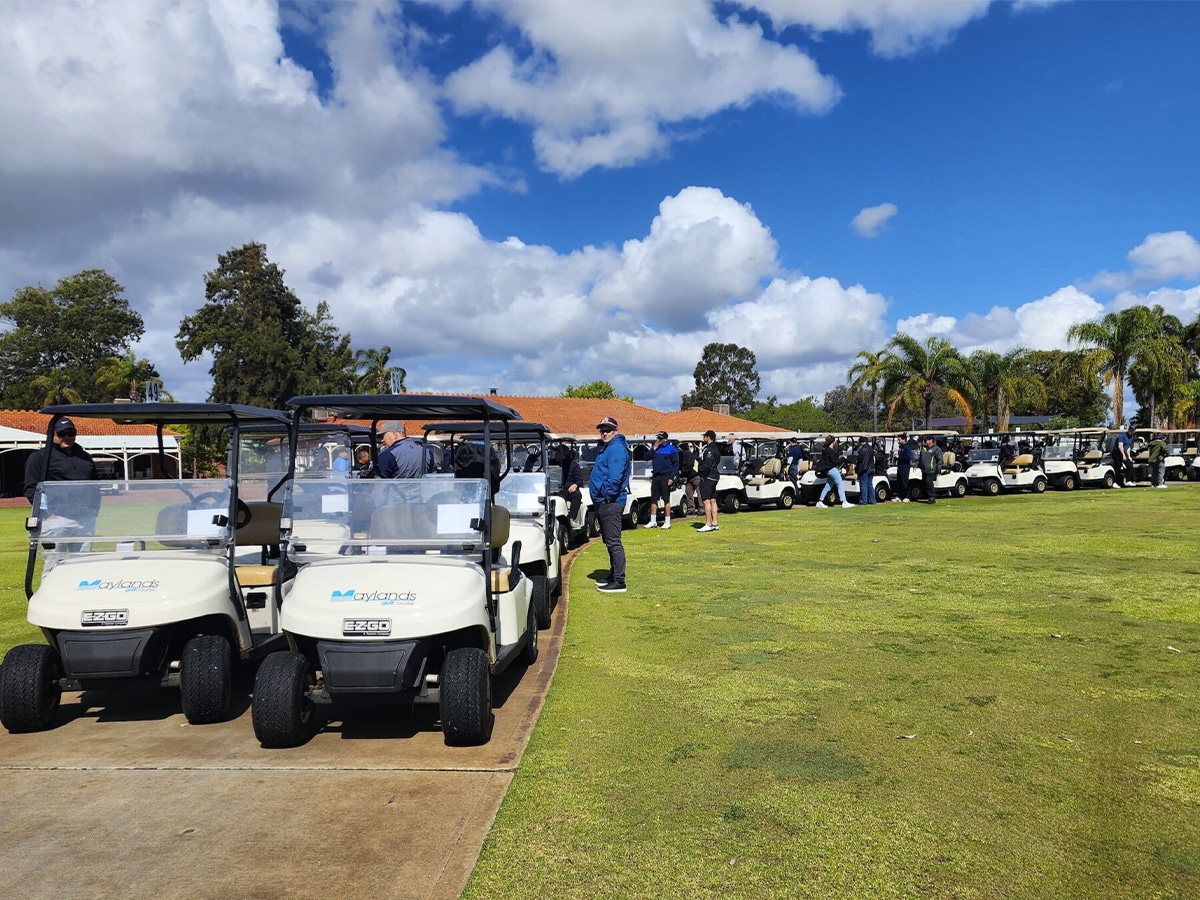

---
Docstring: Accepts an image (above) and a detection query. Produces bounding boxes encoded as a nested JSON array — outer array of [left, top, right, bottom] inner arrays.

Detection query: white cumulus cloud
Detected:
[[1084, 231, 1200, 293], [851, 202, 898, 238]]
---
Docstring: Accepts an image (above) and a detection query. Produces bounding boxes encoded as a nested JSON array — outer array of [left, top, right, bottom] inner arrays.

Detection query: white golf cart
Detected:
[[963, 435, 1047, 495], [1065, 429, 1118, 489], [0, 403, 294, 733], [250, 395, 536, 748], [426, 421, 562, 629], [1036, 431, 1081, 490], [738, 439, 799, 510], [885, 436, 971, 500]]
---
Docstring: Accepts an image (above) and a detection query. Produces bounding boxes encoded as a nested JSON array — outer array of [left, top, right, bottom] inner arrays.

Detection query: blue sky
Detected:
[[2, 0, 1198, 414]]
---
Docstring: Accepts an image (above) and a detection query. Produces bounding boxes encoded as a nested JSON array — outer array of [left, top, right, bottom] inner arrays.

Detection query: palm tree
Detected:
[[1066, 305, 1161, 428], [95, 352, 160, 402], [355, 346, 396, 394], [879, 333, 974, 429], [967, 348, 1046, 432], [846, 349, 890, 432], [31, 370, 83, 406]]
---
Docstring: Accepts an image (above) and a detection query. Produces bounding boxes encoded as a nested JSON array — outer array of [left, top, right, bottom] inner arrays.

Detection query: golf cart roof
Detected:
[[287, 394, 521, 422], [41, 403, 291, 429], [423, 421, 551, 439]]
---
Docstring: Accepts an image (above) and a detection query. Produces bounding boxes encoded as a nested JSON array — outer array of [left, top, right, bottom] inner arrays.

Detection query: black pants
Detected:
[[596, 501, 626, 584], [896, 465, 911, 499]]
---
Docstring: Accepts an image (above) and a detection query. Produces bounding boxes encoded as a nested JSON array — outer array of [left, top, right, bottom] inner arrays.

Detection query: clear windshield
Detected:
[[968, 449, 1000, 463], [631, 461, 653, 478], [33, 479, 232, 558], [1041, 445, 1074, 460], [495, 471, 548, 517], [286, 476, 489, 559]]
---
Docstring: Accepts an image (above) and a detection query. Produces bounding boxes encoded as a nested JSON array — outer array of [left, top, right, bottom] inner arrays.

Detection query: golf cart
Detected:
[[962, 434, 1047, 495], [250, 395, 535, 748], [0, 403, 294, 733], [426, 421, 562, 629], [1035, 431, 1081, 490], [839, 434, 896, 503], [738, 438, 799, 510], [1131, 429, 1189, 484], [1066, 429, 1118, 489]]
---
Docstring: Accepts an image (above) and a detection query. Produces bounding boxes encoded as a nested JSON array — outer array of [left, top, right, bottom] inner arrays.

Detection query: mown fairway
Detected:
[[464, 486, 1200, 900]]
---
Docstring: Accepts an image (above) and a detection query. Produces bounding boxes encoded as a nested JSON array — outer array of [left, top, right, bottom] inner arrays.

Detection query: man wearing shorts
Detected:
[[697, 429, 721, 533], [644, 431, 679, 529]]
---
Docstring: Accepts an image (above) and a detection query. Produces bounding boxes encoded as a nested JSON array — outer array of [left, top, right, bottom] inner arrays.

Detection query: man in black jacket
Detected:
[[24, 417, 101, 535], [697, 430, 721, 532], [918, 435, 940, 504]]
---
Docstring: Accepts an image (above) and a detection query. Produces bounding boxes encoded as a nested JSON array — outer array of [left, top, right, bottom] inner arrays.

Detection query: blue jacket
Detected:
[[650, 442, 679, 478], [588, 434, 632, 506]]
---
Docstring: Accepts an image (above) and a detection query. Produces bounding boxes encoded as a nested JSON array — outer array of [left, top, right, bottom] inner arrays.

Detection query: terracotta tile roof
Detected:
[[0, 409, 161, 437], [323, 395, 788, 438]]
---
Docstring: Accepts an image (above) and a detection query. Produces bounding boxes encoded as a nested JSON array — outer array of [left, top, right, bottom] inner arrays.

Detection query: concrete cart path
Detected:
[[0, 564, 575, 900]]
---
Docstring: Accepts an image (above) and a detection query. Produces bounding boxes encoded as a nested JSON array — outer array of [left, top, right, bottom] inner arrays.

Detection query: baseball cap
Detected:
[[377, 420, 403, 434], [54, 417, 77, 435], [596, 416, 618, 431], [656, 431, 668, 440]]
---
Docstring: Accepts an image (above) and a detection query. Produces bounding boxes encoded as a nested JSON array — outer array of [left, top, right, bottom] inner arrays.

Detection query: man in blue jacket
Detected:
[[644, 431, 679, 530], [589, 416, 632, 593]]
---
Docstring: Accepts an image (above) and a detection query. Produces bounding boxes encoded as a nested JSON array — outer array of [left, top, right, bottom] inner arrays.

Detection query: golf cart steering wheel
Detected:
[[192, 491, 252, 528]]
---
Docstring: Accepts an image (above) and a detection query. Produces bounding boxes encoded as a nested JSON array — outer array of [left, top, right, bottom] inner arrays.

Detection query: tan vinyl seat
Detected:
[[1077, 449, 1102, 471], [747, 457, 783, 485], [941, 451, 956, 473], [1002, 453, 1034, 474], [235, 501, 282, 588], [490, 506, 515, 593]]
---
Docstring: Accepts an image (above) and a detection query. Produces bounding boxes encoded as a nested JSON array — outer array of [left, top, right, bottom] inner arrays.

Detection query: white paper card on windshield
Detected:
[[516, 492, 541, 511], [436, 503, 476, 534], [322, 493, 349, 513], [187, 509, 225, 536]]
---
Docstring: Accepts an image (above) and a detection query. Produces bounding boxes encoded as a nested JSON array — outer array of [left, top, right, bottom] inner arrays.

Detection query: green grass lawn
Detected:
[[464, 486, 1200, 900]]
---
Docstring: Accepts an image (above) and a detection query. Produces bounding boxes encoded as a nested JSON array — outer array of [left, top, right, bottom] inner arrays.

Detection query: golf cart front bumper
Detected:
[[52, 627, 168, 686], [313, 637, 431, 701]]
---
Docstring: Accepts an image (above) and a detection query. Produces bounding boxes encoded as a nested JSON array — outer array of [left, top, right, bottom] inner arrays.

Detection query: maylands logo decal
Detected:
[[78, 579, 160, 593], [331, 589, 416, 606]]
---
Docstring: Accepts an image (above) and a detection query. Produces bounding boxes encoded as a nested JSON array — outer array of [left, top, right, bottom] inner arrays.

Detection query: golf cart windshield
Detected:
[[1041, 445, 1074, 460], [286, 476, 489, 559], [32, 479, 233, 560], [495, 471, 548, 516], [968, 448, 1000, 463]]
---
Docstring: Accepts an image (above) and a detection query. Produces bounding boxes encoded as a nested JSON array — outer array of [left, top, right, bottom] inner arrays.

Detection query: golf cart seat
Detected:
[[797, 460, 810, 474], [1077, 449, 1102, 470], [489, 505, 521, 593], [1002, 453, 1034, 474], [746, 457, 782, 485], [235, 502, 282, 587], [940, 451, 956, 474]]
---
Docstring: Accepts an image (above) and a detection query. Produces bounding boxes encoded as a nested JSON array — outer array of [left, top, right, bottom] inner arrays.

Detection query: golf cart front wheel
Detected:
[[1032, 476, 1048, 494], [0, 644, 63, 733], [874, 483, 890, 503], [952, 479, 968, 498], [722, 493, 741, 514], [441, 647, 493, 746], [519, 601, 539, 666], [1060, 473, 1077, 491], [180, 634, 232, 725], [777, 490, 795, 510], [984, 479, 1001, 496], [252, 651, 317, 748]]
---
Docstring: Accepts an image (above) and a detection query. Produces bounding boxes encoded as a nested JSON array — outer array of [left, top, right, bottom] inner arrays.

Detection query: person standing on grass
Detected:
[[1148, 432, 1169, 488], [815, 435, 854, 509], [589, 416, 631, 593], [645, 431, 678, 529], [697, 430, 721, 532], [855, 436, 876, 505], [1111, 427, 1132, 488], [893, 433, 913, 503], [786, 437, 806, 492], [918, 435, 940, 504], [677, 441, 700, 518]]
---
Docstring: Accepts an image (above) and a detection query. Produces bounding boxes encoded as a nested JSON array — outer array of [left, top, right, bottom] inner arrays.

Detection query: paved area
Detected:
[[0, 564, 573, 900]]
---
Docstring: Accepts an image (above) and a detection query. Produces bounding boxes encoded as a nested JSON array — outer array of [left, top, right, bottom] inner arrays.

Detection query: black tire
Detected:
[[1103, 472, 1115, 489], [908, 483, 922, 501], [180, 634, 232, 725], [984, 479, 1001, 496], [1061, 473, 1077, 491], [0, 644, 63, 733], [722, 492, 741, 514], [556, 517, 569, 557], [585, 509, 601, 539], [519, 601, 539, 666], [531, 573, 551, 629], [874, 482, 890, 503], [952, 479, 968, 498], [1032, 476, 1047, 494], [441, 647, 493, 746], [777, 490, 795, 510], [252, 651, 317, 748]]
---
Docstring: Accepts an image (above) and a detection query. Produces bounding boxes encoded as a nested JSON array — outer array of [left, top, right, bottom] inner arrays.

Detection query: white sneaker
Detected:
[[1156, 484, 1168, 489], [815, 501, 827, 508], [901, 498, 910, 503], [841, 501, 854, 509], [1111, 483, 1122, 489], [661, 521, 671, 529], [697, 524, 716, 532], [890, 498, 900, 503], [642, 522, 658, 528]]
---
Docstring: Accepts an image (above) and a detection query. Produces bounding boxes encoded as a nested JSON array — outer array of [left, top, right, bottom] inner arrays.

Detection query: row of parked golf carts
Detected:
[[0, 396, 568, 749]]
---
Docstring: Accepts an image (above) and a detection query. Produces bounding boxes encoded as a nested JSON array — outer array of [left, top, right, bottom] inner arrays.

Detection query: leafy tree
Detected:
[[563, 381, 634, 402], [174, 423, 226, 478], [1126, 307, 1187, 428], [0, 269, 145, 408], [967, 348, 1045, 432], [1014, 350, 1108, 426], [846, 349, 889, 432], [879, 333, 973, 429], [176, 243, 354, 408], [1066, 305, 1162, 428], [680, 343, 761, 413], [821, 386, 876, 432], [741, 396, 829, 432]]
